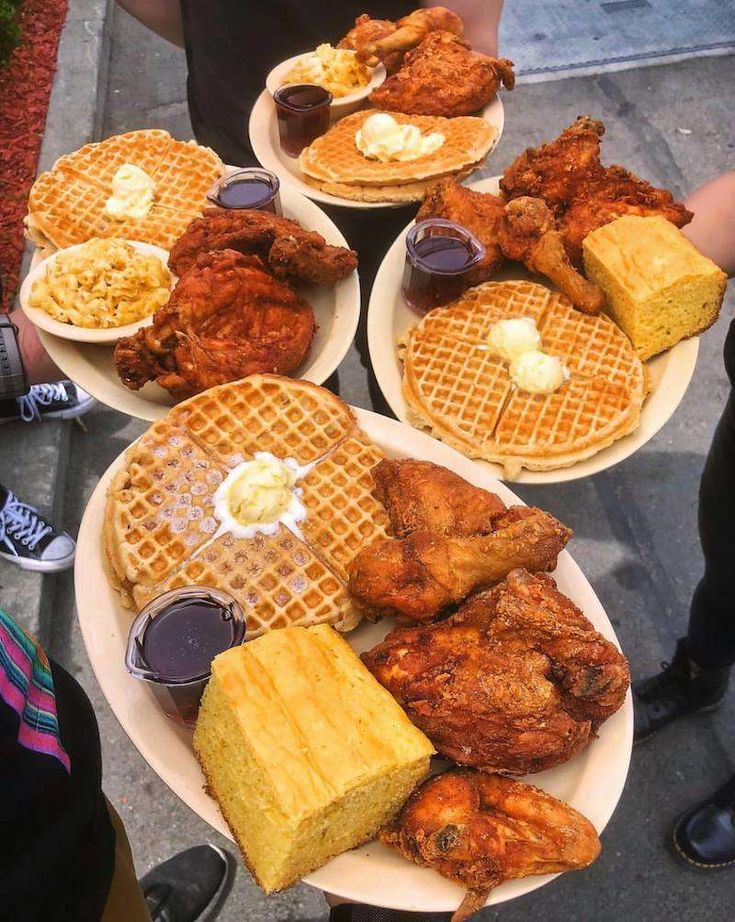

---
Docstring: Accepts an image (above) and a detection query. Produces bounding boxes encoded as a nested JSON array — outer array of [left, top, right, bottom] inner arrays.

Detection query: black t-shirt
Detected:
[[1, 645, 115, 922], [180, 0, 414, 165]]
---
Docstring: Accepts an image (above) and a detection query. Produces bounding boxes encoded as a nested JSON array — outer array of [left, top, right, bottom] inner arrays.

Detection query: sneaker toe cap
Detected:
[[41, 534, 76, 564]]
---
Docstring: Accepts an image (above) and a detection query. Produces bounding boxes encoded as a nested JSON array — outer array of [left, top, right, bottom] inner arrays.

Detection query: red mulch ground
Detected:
[[0, 0, 68, 311]]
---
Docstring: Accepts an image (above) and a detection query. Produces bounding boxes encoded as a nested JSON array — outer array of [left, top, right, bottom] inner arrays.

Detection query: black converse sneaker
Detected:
[[0, 487, 76, 572], [140, 845, 234, 922], [0, 381, 94, 424]]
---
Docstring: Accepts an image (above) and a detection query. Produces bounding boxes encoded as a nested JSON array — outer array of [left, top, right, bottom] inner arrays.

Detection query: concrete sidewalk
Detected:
[[2, 3, 735, 919]]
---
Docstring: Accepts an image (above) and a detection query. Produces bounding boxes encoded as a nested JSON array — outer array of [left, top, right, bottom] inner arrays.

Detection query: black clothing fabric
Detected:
[[1, 658, 115, 922], [688, 317, 735, 670], [180, 0, 414, 166]]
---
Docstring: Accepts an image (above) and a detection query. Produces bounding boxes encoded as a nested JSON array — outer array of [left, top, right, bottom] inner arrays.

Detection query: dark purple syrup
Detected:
[[273, 84, 332, 158], [141, 598, 235, 680], [412, 236, 477, 272], [217, 177, 278, 211], [403, 235, 480, 314]]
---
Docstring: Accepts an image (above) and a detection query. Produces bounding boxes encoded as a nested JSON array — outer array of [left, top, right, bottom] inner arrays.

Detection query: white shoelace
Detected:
[[0, 491, 52, 555], [17, 382, 69, 423]]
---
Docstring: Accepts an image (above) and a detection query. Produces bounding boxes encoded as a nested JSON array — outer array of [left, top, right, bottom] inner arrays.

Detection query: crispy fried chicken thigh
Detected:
[[362, 568, 630, 773], [347, 507, 571, 622], [168, 209, 357, 283], [114, 250, 315, 398], [352, 7, 463, 68], [381, 770, 601, 922], [369, 31, 514, 117]]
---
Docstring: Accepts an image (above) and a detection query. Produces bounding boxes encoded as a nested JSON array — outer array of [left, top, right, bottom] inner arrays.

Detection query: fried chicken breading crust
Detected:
[[381, 770, 601, 922], [346, 7, 463, 69], [369, 31, 514, 118], [114, 249, 315, 398], [362, 568, 630, 773], [168, 208, 357, 283]]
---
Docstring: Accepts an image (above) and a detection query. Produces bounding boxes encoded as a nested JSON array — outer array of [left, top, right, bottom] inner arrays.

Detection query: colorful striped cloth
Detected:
[[0, 608, 70, 772]]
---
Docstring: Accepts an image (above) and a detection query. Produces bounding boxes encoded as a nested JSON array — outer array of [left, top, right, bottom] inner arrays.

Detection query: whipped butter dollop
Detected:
[[105, 164, 156, 220], [355, 113, 445, 163], [509, 350, 570, 395], [487, 317, 542, 361], [213, 452, 307, 539]]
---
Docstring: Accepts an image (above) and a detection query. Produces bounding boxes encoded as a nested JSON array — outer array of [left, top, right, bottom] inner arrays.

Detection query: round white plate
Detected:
[[75, 408, 632, 915], [35, 186, 360, 421], [368, 176, 700, 484], [266, 53, 387, 114], [20, 241, 172, 344], [249, 90, 504, 210]]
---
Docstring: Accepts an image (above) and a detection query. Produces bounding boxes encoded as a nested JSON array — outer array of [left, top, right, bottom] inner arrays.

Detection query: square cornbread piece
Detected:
[[583, 215, 727, 361], [193, 624, 434, 892]]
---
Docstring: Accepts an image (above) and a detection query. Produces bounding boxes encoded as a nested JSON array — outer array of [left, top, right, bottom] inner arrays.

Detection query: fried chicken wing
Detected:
[[500, 116, 693, 263], [354, 7, 463, 67], [168, 209, 357, 284], [381, 770, 601, 922], [499, 197, 605, 314], [372, 459, 507, 538], [369, 31, 514, 117], [416, 177, 506, 282], [362, 568, 630, 773], [114, 250, 315, 398], [347, 507, 571, 622]]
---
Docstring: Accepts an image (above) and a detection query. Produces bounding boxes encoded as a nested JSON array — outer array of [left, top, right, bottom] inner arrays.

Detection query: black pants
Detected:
[[687, 319, 735, 669]]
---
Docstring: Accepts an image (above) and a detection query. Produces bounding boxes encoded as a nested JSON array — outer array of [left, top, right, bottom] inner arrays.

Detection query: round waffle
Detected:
[[401, 280, 649, 478], [104, 375, 389, 637], [26, 129, 224, 252], [298, 109, 495, 189]]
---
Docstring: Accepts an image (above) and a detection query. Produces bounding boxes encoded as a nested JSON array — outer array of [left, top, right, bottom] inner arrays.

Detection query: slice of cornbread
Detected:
[[193, 624, 435, 892], [583, 215, 727, 361]]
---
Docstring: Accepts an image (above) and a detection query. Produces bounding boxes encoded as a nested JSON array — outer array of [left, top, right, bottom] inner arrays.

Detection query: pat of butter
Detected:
[[510, 350, 569, 395], [487, 317, 542, 361], [355, 113, 445, 163], [105, 164, 156, 220]]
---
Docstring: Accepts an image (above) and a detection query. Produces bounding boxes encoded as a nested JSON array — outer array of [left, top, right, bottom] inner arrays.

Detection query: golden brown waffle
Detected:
[[299, 109, 495, 188], [26, 130, 223, 251], [105, 375, 387, 637], [301, 164, 478, 204], [401, 280, 649, 477]]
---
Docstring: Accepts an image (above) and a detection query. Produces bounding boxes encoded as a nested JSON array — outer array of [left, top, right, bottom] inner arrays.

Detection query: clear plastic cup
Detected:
[[273, 84, 332, 158], [125, 586, 246, 727], [207, 167, 282, 214], [402, 218, 486, 314]]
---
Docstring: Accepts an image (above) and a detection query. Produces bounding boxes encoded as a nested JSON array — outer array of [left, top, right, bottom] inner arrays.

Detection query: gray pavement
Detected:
[[3, 3, 735, 919]]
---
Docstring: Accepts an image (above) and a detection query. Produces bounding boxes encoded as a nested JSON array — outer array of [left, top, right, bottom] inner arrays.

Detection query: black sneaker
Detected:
[[0, 487, 76, 572], [140, 845, 234, 922], [673, 774, 735, 868], [0, 380, 94, 424], [633, 638, 729, 743]]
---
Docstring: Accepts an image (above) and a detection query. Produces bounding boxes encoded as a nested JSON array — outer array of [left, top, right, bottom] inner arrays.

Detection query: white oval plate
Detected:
[[249, 90, 504, 211], [266, 53, 387, 113], [20, 241, 172, 344], [368, 176, 700, 484], [75, 408, 632, 915], [36, 185, 360, 421]]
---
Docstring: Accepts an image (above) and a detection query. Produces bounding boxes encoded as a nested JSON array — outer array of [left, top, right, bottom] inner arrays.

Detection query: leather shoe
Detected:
[[674, 775, 735, 868]]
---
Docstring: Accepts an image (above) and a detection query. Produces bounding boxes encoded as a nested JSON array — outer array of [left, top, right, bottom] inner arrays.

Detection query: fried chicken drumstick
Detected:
[[168, 209, 357, 284], [362, 568, 630, 773], [115, 250, 315, 398], [350, 7, 463, 68], [381, 770, 601, 922], [348, 506, 571, 622]]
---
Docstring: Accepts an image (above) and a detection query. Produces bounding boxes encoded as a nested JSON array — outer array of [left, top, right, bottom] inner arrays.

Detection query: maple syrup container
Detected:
[[273, 84, 332, 158], [125, 587, 246, 726], [207, 168, 282, 214], [402, 219, 486, 314]]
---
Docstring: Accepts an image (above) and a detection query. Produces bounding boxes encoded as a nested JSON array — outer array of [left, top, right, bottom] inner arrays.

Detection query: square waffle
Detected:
[[105, 376, 388, 637], [401, 280, 649, 477], [26, 129, 224, 252]]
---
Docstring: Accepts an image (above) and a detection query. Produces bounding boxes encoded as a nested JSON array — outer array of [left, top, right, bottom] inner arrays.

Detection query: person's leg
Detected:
[[101, 800, 153, 922]]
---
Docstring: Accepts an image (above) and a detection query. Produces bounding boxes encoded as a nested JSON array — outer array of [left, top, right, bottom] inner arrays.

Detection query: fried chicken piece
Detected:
[[168, 209, 357, 284], [381, 770, 601, 922], [347, 507, 571, 622], [114, 250, 315, 398], [372, 459, 507, 538], [416, 178, 506, 283], [337, 14, 401, 73], [499, 197, 605, 314], [370, 31, 514, 118], [500, 116, 692, 263], [355, 7, 463, 68], [362, 568, 630, 774]]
